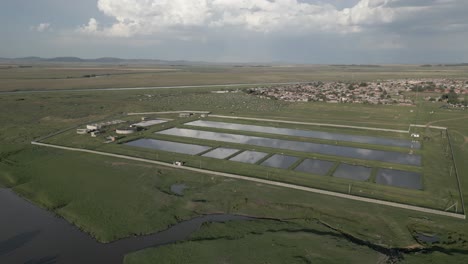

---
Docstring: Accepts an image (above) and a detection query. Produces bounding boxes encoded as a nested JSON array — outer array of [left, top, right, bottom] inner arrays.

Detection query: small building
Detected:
[[76, 128, 88, 135], [179, 112, 193, 118], [87, 124, 101, 130], [91, 131, 101, 137], [116, 127, 137, 135]]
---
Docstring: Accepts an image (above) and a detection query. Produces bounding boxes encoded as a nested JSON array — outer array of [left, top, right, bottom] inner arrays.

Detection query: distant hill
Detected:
[[0, 56, 217, 66], [46, 57, 86, 62]]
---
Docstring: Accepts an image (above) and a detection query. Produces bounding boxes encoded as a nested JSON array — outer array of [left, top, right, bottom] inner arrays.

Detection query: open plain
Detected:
[[1, 64, 468, 263]]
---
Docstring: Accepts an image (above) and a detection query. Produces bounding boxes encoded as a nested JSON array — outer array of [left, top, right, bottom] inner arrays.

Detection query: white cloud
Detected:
[[76, 0, 466, 37], [77, 18, 99, 34], [31, 23, 51, 32]]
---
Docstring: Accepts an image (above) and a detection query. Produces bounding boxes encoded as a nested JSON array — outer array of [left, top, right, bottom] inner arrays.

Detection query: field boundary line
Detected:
[[128, 111, 211, 116], [31, 141, 466, 220], [446, 129, 466, 215], [410, 124, 447, 130]]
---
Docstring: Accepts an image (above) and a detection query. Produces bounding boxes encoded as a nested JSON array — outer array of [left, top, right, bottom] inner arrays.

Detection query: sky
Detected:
[[1, 0, 467, 64]]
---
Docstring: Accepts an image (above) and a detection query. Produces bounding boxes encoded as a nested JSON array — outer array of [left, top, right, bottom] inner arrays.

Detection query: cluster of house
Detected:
[[247, 79, 468, 105]]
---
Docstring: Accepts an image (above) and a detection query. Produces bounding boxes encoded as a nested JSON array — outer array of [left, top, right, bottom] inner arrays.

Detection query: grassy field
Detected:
[[1, 64, 468, 92], [39, 104, 461, 213], [124, 220, 383, 264], [0, 65, 467, 263]]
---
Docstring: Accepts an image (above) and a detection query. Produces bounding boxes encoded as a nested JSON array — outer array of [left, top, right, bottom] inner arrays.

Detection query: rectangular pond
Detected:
[[376, 168, 423, 190], [186, 120, 420, 149], [261, 154, 299, 169], [332, 164, 372, 181], [229, 150, 269, 164], [295, 159, 336, 176], [156, 128, 421, 166], [125, 138, 211, 155], [202, 147, 240, 159]]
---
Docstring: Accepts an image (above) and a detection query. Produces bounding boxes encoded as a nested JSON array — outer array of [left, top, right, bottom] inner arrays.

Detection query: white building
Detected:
[[116, 127, 137, 135]]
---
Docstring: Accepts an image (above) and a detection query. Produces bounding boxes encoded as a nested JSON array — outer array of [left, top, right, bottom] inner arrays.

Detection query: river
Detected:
[[0, 188, 250, 264]]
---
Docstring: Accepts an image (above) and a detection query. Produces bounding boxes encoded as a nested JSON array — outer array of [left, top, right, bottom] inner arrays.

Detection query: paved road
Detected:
[[0, 82, 310, 95], [31, 141, 465, 220]]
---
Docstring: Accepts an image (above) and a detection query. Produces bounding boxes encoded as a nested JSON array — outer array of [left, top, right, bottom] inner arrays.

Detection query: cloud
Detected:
[[76, 0, 467, 39], [77, 18, 99, 34], [31, 23, 51, 32]]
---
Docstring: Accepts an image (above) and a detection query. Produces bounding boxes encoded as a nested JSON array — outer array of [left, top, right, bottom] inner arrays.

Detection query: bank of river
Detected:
[[0, 188, 250, 264], [2, 188, 466, 263]]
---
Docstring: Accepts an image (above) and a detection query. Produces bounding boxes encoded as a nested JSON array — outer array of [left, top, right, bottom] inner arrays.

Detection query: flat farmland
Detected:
[[1, 64, 468, 92]]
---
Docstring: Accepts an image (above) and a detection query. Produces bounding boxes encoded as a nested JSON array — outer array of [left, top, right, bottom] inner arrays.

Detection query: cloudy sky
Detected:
[[1, 0, 467, 64]]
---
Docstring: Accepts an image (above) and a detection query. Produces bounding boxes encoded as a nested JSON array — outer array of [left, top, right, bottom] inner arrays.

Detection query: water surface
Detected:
[[125, 138, 211, 155], [261, 154, 299, 169], [376, 169, 423, 190], [0, 188, 251, 264], [202, 147, 240, 159], [333, 164, 372, 181], [415, 233, 440, 244], [157, 128, 421, 166], [186, 120, 420, 149], [295, 159, 336, 176], [229, 151, 269, 164], [170, 184, 188, 196]]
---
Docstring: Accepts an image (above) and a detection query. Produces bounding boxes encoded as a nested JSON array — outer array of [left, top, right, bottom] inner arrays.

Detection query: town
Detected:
[[247, 79, 468, 107]]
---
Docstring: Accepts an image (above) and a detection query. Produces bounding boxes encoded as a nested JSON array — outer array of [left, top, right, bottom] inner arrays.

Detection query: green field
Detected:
[[39, 102, 461, 214], [0, 65, 467, 263]]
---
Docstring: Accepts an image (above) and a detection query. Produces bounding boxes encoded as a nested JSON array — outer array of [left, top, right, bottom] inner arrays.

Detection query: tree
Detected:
[[442, 90, 459, 104]]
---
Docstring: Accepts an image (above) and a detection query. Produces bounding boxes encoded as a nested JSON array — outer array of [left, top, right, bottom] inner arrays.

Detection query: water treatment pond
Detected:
[[295, 159, 336, 176], [376, 169, 423, 190], [0, 188, 251, 264], [229, 150, 269, 164], [186, 120, 420, 149], [202, 147, 240, 159], [125, 138, 211, 155], [261, 154, 299, 169], [333, 164, 372, 181], [157, 128, 421, 166]]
